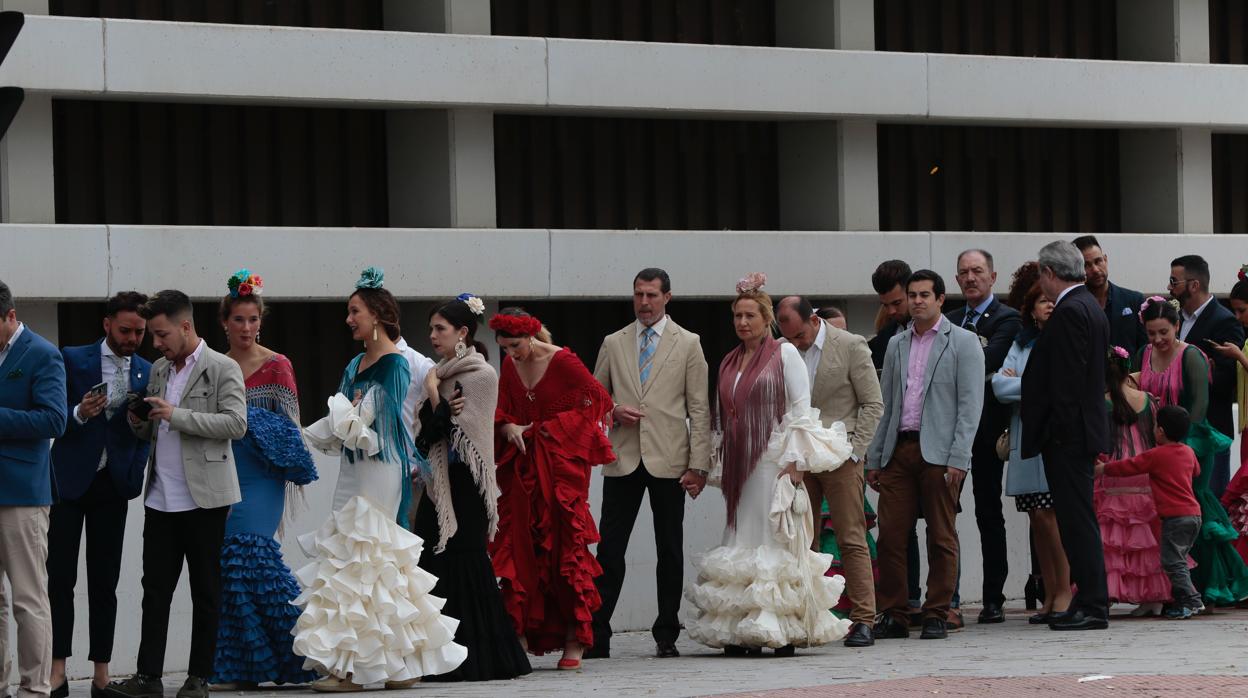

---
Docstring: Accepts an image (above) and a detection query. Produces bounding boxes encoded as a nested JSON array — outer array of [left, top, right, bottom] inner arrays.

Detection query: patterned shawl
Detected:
[[716, 336, 787, 527], [417, 348, 500, 553]]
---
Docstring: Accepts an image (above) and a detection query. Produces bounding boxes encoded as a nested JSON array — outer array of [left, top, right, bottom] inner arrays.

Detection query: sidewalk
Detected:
[[67, 607, 1248, 698]]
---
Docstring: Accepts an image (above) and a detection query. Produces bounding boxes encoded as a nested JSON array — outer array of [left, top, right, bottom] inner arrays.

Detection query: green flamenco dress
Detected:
[[817, 491, 879, 618], [1139, 344, 1248, 605]]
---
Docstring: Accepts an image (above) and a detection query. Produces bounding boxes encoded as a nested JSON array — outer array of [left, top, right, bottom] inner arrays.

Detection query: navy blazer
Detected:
[[0, 325, 67, 506], [946, 296, 1022, 451], [1103, 282, 1147, 358], [1180, 298, 1245, 438], [51, 342, 153, 502]]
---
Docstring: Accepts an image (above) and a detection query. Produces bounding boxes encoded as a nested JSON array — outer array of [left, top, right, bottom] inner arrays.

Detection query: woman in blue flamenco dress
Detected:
[[211, 270, 319, 689]]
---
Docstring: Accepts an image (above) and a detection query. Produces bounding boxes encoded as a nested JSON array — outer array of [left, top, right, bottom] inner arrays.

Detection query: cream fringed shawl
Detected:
[[416, 348, 500, 553]]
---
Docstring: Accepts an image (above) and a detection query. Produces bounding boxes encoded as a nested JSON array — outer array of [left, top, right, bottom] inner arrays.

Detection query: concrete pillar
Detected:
[[775, 1, 878, 232], [384, 0, 495, 229], [0, 0, 53, 224], [1116, 0, 1212, 234]]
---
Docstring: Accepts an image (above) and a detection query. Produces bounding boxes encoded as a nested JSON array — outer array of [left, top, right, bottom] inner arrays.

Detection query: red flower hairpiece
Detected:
[[489, 313, 543, 337]]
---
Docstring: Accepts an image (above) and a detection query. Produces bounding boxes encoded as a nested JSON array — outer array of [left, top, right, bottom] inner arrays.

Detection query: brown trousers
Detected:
[[876, 438, 960, 623], [805, 461, 876, 626]]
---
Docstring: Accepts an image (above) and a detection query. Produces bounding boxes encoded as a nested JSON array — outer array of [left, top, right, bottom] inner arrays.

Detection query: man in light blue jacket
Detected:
[[867, 270, 984, 642]]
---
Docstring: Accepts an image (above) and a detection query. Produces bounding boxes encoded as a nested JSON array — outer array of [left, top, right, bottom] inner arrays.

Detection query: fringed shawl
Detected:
[[245, 354, 301, 424], [716, 336, 787, 527], [339, 352, 414, 528], [417, 349, 500, 553]]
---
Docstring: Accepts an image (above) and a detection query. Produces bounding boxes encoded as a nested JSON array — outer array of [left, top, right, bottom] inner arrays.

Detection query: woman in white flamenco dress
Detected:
[[686, 277, 855, 655], [294, 279, 466, 691]]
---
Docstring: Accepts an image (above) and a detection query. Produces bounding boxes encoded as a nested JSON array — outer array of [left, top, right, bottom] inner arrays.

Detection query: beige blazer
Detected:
[[132, 343, 247, 509], [594, 318, 711, 479], [789, 321, 884, 462]]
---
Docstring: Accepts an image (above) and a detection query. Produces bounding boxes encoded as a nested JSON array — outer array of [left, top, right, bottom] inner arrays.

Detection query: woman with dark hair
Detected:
[[210, 270, 318, 689], [1210, 269, 1248, 566], [685, 273, 853, 656], [1098, 346, 1170, 615], [412, 295, 531, 682], [992, 277, 1070, 623], [294, 268, 465, 691], [1137, 296, 1248, 606], [489, 306, 615, 670]]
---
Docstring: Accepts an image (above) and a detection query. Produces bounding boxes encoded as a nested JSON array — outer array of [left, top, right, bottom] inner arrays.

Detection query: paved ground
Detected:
[[61, 606, 1248, 697]]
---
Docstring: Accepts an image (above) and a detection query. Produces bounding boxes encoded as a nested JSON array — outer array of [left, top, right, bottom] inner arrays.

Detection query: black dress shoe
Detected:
[[724, 644, 747, 656], [1028, 612, 1053, 625], [52, 682, 69, 698], [876, 615, 909, 639], [583, 644, 610, 659], [655, 641, 679, 658], [919, 618, 948, 639], [977, 603, 1005, 624], [773, 645, 795, 657], [91, 686, 109, 698], [175, 677, 208, 698], [105, 675, 164, 698], [1048, 610, 1108, 631], [843, 621, 875, 648]]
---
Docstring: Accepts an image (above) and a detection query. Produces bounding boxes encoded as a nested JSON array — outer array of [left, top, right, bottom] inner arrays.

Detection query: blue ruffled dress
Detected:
[[212, 355, 318, 685]]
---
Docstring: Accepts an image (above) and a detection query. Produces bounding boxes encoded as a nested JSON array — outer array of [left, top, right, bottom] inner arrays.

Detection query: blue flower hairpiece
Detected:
[[356, 266, 384, 290]]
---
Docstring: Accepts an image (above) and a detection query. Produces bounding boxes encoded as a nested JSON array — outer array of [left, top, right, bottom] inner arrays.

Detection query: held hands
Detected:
[[143, 397, 175, 422], [502, 423, 531, 454], [612, 404, 644, 425], [679, 469, 707, 499], [78, 391, 108, 420], [778, 461, 802, 485]]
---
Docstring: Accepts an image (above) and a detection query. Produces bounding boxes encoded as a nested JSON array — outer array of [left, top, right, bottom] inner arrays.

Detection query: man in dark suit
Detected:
[[1022, 241, 1111, 631], [48, 292, 153, 695], [868, 260, 912, 370], [1170, 254, 1244, 499], [945, 249, 1021, 624], [1072, 235, 1147, 356]]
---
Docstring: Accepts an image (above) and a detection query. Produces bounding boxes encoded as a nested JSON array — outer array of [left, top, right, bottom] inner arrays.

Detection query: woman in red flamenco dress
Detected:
[[489, 308, 615, 670]]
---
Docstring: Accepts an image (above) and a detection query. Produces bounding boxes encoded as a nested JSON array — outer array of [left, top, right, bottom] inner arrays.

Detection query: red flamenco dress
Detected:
[[492, 348, 615, 654]]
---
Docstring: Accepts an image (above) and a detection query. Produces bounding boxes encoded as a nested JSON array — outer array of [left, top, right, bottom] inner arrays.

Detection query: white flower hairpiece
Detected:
[[457, 293, 485, 318]]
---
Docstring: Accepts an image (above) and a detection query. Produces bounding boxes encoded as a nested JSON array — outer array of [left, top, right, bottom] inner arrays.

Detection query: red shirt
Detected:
[[1103, 442, 1201, 518]]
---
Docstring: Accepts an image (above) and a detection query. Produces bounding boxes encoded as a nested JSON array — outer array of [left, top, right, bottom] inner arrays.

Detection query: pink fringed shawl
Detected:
[[717, 337, 787, 528]]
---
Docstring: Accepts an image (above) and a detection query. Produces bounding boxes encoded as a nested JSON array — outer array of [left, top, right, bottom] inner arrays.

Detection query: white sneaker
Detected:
[[1129, 602, 1163, 617]]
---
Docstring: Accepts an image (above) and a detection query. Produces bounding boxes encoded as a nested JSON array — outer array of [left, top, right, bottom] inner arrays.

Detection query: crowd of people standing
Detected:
[[4, 235, 1248, 696]]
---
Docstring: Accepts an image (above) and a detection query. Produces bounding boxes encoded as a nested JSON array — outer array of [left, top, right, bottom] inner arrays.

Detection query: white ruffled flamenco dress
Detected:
[[686, 344, 855, 650], [294, 392, 467, 685]]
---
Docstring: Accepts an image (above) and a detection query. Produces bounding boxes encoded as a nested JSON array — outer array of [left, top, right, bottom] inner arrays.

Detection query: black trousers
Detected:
[[971, 445, 1008, 606], [591, 464, 685, 647], [1041, 445, 1108, 618], [136, 506, 228, 679], [47, 470, 130, 662]]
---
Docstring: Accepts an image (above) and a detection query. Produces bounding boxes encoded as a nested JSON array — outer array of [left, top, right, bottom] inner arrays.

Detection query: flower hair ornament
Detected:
[[457, 293, 486, 321], [1138, 295, 1180, 322], [1108, 345, 1132, 372], [1239, 264, 1248, 282], [356, 266, 385, 290], [489, 313, 543, 338], [736, 271, 767, 295], [227, 268, 263, 298]]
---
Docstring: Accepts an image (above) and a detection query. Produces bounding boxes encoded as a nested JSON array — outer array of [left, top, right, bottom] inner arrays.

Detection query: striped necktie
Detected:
[[963, 308, 979, 331], [639, 327, 657, 384]]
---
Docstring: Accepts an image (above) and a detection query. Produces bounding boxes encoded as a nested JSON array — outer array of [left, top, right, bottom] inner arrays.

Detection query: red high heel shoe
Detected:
[[557, 658, 582, 671]]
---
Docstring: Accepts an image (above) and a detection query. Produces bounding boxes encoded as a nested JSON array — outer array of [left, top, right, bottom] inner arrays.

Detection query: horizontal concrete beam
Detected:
[[6, 16, 1248, 128], [8, 225, 1246, 302]]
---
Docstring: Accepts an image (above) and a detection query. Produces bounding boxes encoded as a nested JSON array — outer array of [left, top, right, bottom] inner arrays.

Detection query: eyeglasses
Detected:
[[1168, 277, 1194, 286]]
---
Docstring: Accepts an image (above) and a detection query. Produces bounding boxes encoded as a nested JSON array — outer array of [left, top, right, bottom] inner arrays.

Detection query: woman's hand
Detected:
[[1209, 340, 1248, 365], [424, 371, 441, 403], [449, 394, 466, 416], [502, 423, 531, 454], [778, 461, 802, 485], [1000, 367, 1017, 377]]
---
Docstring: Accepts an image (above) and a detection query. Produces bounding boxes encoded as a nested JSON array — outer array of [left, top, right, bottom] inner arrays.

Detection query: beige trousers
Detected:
[[0, 506, 52, 698]]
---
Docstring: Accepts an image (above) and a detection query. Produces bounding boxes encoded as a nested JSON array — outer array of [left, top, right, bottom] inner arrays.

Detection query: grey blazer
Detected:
[[866, 319, 985, 472], [131, 343, 247, 509]]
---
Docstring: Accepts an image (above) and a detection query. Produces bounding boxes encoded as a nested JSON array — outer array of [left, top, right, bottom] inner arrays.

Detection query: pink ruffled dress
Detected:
[[1095, 396, 1172, 604]]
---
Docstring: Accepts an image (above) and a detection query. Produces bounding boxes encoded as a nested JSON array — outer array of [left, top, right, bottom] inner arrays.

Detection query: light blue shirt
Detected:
[[962, 296, 994, 327]]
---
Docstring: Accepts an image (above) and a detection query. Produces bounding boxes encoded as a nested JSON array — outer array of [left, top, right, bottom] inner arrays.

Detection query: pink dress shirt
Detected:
[[900, 316, 943, 432], [146, 339, 206, 513]]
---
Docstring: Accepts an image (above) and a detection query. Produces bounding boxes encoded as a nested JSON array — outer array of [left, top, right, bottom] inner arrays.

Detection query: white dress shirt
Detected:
[[797, 319, 827, 386], [74, 339, 131, 470], [146, 339, 205, 513], [1180, 296, 1215, 342], [397, 337, 437, 446], [1054, 284, 1079, 307], [0, 321, 24, 367]]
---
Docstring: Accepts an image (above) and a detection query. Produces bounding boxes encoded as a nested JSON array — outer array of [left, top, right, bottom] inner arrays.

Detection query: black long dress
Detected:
[[414, 399, 532, 682]]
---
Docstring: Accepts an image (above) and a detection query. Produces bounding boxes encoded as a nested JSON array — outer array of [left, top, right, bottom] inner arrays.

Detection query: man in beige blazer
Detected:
[[777, 296, 883, 648], [587, 268, 710, 660], [110, 290, 246, 698]]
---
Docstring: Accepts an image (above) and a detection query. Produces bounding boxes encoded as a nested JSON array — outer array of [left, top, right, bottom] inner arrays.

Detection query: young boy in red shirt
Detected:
[[1096, 405, 1203, 619]]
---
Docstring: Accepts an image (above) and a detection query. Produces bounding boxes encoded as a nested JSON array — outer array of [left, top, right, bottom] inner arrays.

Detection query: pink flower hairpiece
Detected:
[[1138, 295, 1170, 322], [1111, 346, 1130, 359], [736, 272, 767, 294]]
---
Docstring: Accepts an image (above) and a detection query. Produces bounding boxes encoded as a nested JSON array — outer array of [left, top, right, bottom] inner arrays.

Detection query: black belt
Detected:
[[897, 430, 920, 442]]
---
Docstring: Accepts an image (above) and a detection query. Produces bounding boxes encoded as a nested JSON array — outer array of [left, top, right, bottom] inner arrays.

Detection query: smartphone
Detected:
[[453, 380, 464, 397], [86, 381, 108, 398], [128, 392, 154, 420]]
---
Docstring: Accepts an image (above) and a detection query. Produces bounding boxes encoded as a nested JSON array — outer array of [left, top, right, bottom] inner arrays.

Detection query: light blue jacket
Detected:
[[991, 336, 1049, 496]]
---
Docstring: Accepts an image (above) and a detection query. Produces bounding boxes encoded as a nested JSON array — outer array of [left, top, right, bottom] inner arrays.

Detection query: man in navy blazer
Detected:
[[47, 292, 152, 694], [1073, 236, 1147, 357], [0, 279, 67, 698]]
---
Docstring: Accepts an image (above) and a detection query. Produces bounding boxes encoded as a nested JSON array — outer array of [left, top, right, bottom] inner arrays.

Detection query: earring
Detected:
[[454, 339, 468, 359], [529, 337, 535, 347], [255, 331, 260, 344], [372, 325, 379, 342]]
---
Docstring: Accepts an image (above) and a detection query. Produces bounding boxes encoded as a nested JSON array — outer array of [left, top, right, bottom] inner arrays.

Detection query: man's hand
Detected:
[[78, 391, 108, 420], [945, 467, 966, 497], [866, 469, 881, 492], [679, 469, 707, 499], [999, 367, 1017, 377], [423, 371, 441, 404], [144, 397, 175, 423], [1094, 463, 1106, 477], [778, 461, 803, 485], [612, 404, 644, 426], [127, 410, 142, 428]]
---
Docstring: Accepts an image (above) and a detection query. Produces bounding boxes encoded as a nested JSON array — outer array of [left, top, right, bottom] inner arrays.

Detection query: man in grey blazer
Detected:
[[109, 291, 246, 698], [867, 270, 984, 641]]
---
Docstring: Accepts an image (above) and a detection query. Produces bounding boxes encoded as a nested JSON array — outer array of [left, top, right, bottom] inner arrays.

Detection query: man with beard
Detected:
[[1072, 236, 1147, 356], [49, 293, 153, 696]]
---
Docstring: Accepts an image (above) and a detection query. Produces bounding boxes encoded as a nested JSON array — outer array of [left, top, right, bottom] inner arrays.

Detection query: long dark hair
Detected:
[[430, 299, 488, 360], [1106, 351, 1138, 432]]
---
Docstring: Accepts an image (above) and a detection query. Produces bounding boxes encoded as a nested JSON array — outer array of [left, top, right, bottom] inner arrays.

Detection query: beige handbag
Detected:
[[995, 428, 1010, 461]]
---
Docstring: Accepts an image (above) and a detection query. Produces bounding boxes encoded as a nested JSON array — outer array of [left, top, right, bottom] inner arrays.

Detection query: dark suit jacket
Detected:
[[869, 320, 905, 370], [1180, 298, 1245, 438], [51, 342, 153, 501], [1020, 285, 1111, 459], [1102, 282, 1147, 357], [946, 296, 1022, 453]]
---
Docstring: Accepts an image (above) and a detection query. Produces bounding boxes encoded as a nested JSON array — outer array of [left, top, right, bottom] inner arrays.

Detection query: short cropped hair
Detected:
[[907, 269, 946, 299], [140, 290, 194, 323], [1038, 241, 1086, 282], [1071, 235, 1101, 252], [1171, 254, 1211, 292], [957, 249, 995, 271], [106, 291, 148, 318], [0, 279, 12, 316], [1156, 405, 1191, 443], [634, 268, 671, 294], [872, 260, 912, 296]]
